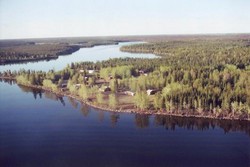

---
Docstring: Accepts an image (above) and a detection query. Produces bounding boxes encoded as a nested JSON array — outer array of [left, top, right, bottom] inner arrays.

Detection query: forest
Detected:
[[1, 38, 250, 120], [0, 43, 80, 64]]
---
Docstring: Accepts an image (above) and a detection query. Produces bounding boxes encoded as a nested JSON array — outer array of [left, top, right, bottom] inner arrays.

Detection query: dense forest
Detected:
[[120, 39, 250, 66], [1, 39, 250, 120], [0, 43, 80, 64]]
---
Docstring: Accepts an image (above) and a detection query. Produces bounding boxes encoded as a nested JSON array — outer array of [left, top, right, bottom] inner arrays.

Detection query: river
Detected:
[[0, 43, 250, 167]]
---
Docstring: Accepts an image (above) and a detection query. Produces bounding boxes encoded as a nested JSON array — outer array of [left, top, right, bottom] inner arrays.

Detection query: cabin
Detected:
[[88, 70, 95, 74], [84, 76, 89, 81], [75, 84, 81, 89], [139, 70, 145, 74], [99, 86, 111, 92], [147, 89, 158, 95], [139, 70, 148, 76], [60, 88, 69, 92], [108, 75, 113, 80], [61, 83, 67, 88], [60, 80, 68, 88], [124, 91, 135, 96]]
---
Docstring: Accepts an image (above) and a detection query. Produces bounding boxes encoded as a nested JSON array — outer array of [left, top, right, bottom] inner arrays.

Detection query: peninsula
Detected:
[[1, 35, 250, 121]]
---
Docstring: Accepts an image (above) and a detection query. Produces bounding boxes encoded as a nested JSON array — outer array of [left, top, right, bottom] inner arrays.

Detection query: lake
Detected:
[[0, 42, 157, 72], [0, 43, 250, 167]]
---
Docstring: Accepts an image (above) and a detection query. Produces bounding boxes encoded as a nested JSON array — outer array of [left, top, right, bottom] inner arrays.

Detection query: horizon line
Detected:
[[1, 32, 250, 41]]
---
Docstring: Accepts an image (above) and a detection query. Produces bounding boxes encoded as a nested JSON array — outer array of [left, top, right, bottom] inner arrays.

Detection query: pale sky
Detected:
[[0, 0, 249, 39]]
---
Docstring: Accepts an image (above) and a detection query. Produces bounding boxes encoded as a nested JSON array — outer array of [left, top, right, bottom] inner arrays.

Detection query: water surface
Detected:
[[0, 42, 157, 72], [0, 81, 249, 167]]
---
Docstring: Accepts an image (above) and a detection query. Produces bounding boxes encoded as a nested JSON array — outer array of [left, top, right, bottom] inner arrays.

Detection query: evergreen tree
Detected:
[[134, 91, 149, 110], [96, 92, 104, 104], [109, 94, 118, 108]]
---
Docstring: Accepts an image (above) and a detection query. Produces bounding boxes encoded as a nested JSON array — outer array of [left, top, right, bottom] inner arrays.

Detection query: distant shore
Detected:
[[0, 40, 126, 65]]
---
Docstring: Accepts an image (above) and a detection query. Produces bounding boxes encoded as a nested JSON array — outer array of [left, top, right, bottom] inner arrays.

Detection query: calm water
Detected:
[[0, 43, 250, 167], [0, 81, 250, 167], [0, 42, 157, 72]]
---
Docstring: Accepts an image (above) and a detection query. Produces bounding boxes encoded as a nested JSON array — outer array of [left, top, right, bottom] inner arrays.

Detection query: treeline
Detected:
[[0, 44, 80, 64], [120, 40, 250, 67]]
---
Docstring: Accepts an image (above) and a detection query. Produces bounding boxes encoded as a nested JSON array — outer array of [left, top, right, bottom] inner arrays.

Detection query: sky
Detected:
[[0, 0, 250, 39]]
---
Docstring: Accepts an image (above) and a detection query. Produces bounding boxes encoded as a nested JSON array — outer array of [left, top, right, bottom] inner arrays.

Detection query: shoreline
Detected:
[[26, 84, 250, 122], [0, 45, 80, 65], [1, 77, 249, 122], [0, 56, 58, 65], [0, 41, 130, 65]]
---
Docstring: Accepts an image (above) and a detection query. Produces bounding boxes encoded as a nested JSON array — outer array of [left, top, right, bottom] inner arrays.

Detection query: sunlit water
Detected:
[[0, 42, 157, 72]]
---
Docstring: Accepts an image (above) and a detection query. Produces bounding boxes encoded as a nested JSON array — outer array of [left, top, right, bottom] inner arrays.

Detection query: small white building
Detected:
[[75, 84, 81, 89], [124, 91, 135, 96], [99, 86, 111, 92], [147, 89, 158, 95], [61, 83, 67, 88], [88, 70, 95, 74], [139, 70, 145, 74]]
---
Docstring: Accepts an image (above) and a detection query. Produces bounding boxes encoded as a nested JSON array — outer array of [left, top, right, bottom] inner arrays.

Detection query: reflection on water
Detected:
[[68, 97, 78, 109], [135, 114, 150, 128], [0, 78, 15, 85], [97, 110, 104, 122], [154, 115, 250, 135], [7, 81, 249, 136], [80, 102, 91, 117], [110, 113, 120, 127], [18, 84, 66, 106]]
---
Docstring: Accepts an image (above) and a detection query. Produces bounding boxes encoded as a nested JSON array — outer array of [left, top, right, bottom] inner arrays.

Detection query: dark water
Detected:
[[0, 81, 249, 167]]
